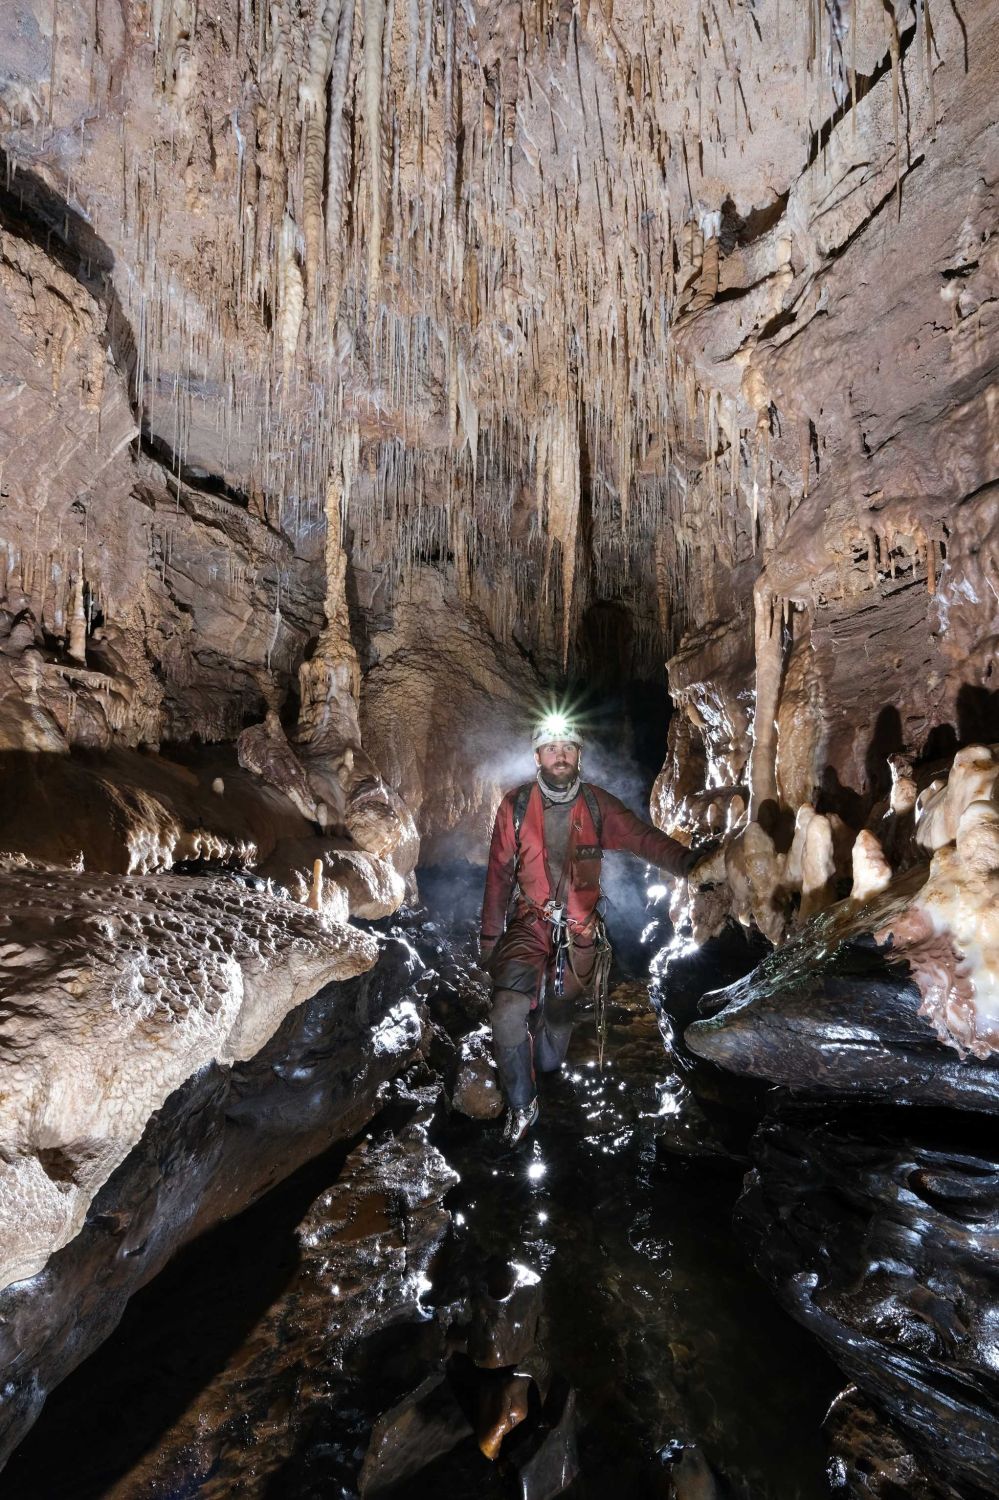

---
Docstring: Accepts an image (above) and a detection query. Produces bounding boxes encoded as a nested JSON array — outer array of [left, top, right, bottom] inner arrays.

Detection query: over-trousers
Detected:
[[486, 909, 596, 1110]]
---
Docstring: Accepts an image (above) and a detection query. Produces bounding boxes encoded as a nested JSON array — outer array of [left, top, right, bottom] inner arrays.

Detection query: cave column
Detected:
[[294, 442, 412, 862], [748, 580, 783, 824]]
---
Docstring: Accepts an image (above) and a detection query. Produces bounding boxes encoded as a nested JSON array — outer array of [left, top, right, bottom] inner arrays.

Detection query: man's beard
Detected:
[[540, 764, 576, 789]]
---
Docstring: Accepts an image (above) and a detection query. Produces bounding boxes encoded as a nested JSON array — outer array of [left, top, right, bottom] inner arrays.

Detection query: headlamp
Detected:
[[531, 712, 583, 752]]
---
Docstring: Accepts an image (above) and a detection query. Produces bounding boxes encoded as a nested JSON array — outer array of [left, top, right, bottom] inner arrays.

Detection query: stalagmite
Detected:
[[955, 800, 999, 877], [292, 445, 412, 867], [916, 746, 999, 851], [784, 803, 817, 891], [850, 830, 893, 902], [883, 796, 999, 1059], [797, 811, 837, 922], [725, 822, 785, 944], [67, 552, 87, 665], [888, 753, 918, 816], [237, 706, 321, 825], [308, 856, 324, 910]]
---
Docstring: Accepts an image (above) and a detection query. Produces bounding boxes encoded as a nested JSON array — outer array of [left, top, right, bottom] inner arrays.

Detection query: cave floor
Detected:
[[427, 990, 842, 1499], [3, 976, 840, 1499]]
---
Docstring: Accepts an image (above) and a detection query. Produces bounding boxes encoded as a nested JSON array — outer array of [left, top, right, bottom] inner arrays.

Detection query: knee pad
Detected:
[[490, 987, 531, 1048]]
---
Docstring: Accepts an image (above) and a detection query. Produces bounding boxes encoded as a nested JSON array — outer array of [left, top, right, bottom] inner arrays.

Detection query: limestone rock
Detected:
[[0, 868, 377, 1290], [300, 1106, 460, 1342], [262, 838, 406, 919], [452, 1028, 504, 1119], [685, 882, 999, 1115], [475, 1371, 532, 1460], [915, 746, 999, 852], [878, 810, 999, 1059], [506, 1378, 580, 1500], [825, 1387, 969, 1500], [738, 1115, 999, 1499], [237, 708, 320, 825], [850, 831, 893, 903], [358, 1373, 473, 1496], [0, 934, 427, 1470], [466, 1260, 543, 1370]]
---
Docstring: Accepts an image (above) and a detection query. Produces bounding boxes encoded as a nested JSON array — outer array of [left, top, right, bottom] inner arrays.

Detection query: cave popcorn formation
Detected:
[[0, 0, 998, 1495]]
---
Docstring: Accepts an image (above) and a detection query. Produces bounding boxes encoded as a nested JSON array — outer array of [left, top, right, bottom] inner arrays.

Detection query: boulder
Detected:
[[0, 866, 377, 1292], [452, 1028, 504, 1119], [508, 1378, 580, 1500], [466, 1260, 543, 1369], [358, 1373, 473, 1495], [686, 919, 999, 1115]]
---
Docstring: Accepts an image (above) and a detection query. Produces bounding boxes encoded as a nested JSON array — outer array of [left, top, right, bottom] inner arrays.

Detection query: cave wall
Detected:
[[0, 4, 997, 1483], [2, 1, 995, 868]]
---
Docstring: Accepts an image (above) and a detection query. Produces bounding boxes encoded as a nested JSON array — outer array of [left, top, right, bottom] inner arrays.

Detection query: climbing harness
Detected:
[[543, 901, 614, 1068], [512, 778, 614, 1065]]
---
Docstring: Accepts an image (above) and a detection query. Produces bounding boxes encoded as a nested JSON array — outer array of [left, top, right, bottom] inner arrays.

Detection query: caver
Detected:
[[480, 713, 712, 1145]]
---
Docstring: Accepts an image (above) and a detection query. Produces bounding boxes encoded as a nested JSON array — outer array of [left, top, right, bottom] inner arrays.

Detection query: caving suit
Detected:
[[480, 779, 695, 1109]]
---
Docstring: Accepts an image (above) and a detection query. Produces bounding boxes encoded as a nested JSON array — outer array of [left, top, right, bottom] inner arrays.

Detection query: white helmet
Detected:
[[531, 713, 583, 752]]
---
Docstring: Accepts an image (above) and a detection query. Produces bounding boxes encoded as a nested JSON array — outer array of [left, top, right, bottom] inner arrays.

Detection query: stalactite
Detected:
[[300, 0, 341, 305], [540, 404, 582, 669], [67, 551, 87, 665], [363, 0, 386, 295], [277, 211, 305, 378], [884, 0, 903, 218]]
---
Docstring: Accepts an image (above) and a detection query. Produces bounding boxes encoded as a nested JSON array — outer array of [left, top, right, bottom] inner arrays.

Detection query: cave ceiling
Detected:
[[0, 0, 996, 772]]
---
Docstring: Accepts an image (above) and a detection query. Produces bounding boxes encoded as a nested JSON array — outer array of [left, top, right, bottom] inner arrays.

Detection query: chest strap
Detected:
[[512, 781, 603, 853]]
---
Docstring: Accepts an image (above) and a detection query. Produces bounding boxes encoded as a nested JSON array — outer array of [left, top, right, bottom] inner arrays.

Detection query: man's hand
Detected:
[[685, 838, 725, 881]]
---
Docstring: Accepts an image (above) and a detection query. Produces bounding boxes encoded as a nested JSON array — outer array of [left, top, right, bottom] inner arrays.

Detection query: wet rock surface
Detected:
[[358, 1371, 474, 1495], [686, 891, 999, 1114], [0, 932, 425, 1470], [738, 1110, 999, 1499], [824, 1387, 971, 1500], [3, 915, 841, 1497], [453, 1027, 506, 1120], [683, 885, 999, 1499]]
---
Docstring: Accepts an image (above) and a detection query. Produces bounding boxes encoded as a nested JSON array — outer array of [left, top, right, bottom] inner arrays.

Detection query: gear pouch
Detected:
[[573, 844, 602, 891]]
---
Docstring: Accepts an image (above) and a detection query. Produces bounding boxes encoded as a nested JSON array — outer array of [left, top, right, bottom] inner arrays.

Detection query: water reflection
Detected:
[[440, 986, 842, 1497], [3, 977, 842, 1500]]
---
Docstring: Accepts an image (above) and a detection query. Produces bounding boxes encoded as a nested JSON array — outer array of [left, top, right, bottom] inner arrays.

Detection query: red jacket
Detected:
[[481, 781, 694, 942]]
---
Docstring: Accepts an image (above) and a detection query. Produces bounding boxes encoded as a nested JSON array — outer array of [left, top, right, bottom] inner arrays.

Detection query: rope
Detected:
[[565, 916, 613, 1070]]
